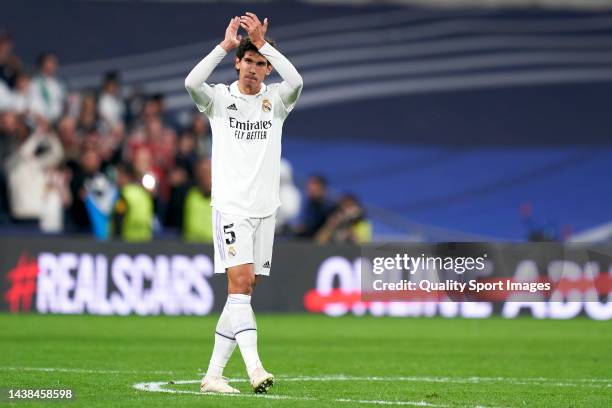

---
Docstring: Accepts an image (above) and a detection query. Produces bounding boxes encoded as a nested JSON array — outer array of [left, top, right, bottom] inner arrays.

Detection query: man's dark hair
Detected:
[[103, 70, 119, 85], [309, 174, 327, 188], [236, 37, 276, 61], [340, 192, 359, 205], [36, 52, 56, 68], [116, 162, 136, 180], [151, 93, 164, 104], [15, 69, 31, 80]]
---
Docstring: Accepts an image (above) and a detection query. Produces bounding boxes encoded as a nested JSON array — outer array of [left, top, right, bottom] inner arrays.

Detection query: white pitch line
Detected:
[[197, 374, 611, 388], [2, 367, 610, 388], [133, 375, 612, 408], [133, 380, 447, 407], [271, 375, 612, 384], [335, 398, 446, 407], [134, 380, 314, 401]]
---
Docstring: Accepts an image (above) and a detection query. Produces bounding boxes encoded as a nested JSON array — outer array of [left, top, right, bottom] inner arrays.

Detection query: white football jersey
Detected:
[[199, 80, 296, 218]]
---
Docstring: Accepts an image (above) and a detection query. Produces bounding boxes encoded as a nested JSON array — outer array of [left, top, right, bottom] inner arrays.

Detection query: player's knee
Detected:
[[228, 268, 256, 294], [237, 275, 255, 293]]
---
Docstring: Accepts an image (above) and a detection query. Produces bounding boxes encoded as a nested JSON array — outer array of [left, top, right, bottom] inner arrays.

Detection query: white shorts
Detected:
[[212, 208, 276, 276]]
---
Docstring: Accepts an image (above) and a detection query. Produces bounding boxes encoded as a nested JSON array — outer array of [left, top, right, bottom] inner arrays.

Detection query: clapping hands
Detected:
[[219, 12, 268, 52]]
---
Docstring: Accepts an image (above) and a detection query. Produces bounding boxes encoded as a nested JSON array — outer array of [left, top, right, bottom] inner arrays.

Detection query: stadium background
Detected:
[[1, 1, 611, 407], [2, 0, 612, 242]]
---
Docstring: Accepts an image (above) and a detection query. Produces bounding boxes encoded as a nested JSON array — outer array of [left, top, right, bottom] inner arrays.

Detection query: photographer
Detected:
[[5, 118, 64, 226], [315, 193, 372, 245]]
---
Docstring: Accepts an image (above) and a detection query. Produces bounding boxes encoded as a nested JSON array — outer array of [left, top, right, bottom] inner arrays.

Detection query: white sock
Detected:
[[226, 294, 263, 376], [205, 305, 236, 377]]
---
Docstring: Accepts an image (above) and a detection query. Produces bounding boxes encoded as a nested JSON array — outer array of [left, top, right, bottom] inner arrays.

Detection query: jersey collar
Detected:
[[230, 81, 267, 99]]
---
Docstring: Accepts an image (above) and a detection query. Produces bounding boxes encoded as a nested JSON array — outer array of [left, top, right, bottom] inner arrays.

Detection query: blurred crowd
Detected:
[[0, 32, 371, 244]]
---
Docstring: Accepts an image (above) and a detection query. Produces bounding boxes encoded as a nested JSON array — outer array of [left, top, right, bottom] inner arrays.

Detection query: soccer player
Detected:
[[184, 13, 303, 394]]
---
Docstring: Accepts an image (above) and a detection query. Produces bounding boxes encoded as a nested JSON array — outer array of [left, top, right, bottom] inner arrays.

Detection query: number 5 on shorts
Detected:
[[223, 224, 236, 245]]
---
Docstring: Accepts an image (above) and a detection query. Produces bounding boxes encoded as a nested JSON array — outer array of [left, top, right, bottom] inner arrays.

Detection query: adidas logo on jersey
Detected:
[[263, 261, 271, 269], [226, 103, 238, 111]]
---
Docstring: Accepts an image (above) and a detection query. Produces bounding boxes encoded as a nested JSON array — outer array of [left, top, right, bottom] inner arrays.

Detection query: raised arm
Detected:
[[185, 17, 242, 112], [240, 13, 303, 110], [258, 43, 303, 109]]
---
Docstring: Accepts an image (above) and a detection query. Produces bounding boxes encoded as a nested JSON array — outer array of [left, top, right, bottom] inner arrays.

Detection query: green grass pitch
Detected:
[[0, 314, 610, 407]]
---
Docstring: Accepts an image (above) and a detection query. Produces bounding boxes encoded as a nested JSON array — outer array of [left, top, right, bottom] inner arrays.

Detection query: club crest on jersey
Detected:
[[262, 99, 272, 112]]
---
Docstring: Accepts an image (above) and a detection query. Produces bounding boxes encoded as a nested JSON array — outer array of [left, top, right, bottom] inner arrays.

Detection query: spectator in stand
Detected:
[[132, 146, 160, 190], [130, 97, 176, 154], [56, 116, 80, 162], [0, 79, 10, 112], [84, 172, 117, 240], [151, 93, 179, 132], [39, 163, 71, 233], [175, 129, 198, 178], [66, 146, 103, 232], [158, 123, 177, 174], [98, 71, 125, 131], [83, 127, 103, 153], [29, 52, 65, 123], [164, 164, 190, 231], [124, 85, 145, 125], [76, 92, 98, 133], [0, 111, 23, 163], [0, 32, 21, 89], [0, 111, 26, 224], [190, 112, 211, 158], [131, 145, 169, 224], [182, 158, 213, 243], [163, 129, 199, 230], [112, 162, 153, 242], [294, 174, 333, 238], [315, 193, 371, 245], [0, 70, 29, 113], [128, 95, 162, 148], [5, 119, 64, 226], [128, 108, 176, 202], [8, 71, 32, 114], [520, 202, 559, 242], [277, 158, 301, 235], [99, 121, 125, 165]]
